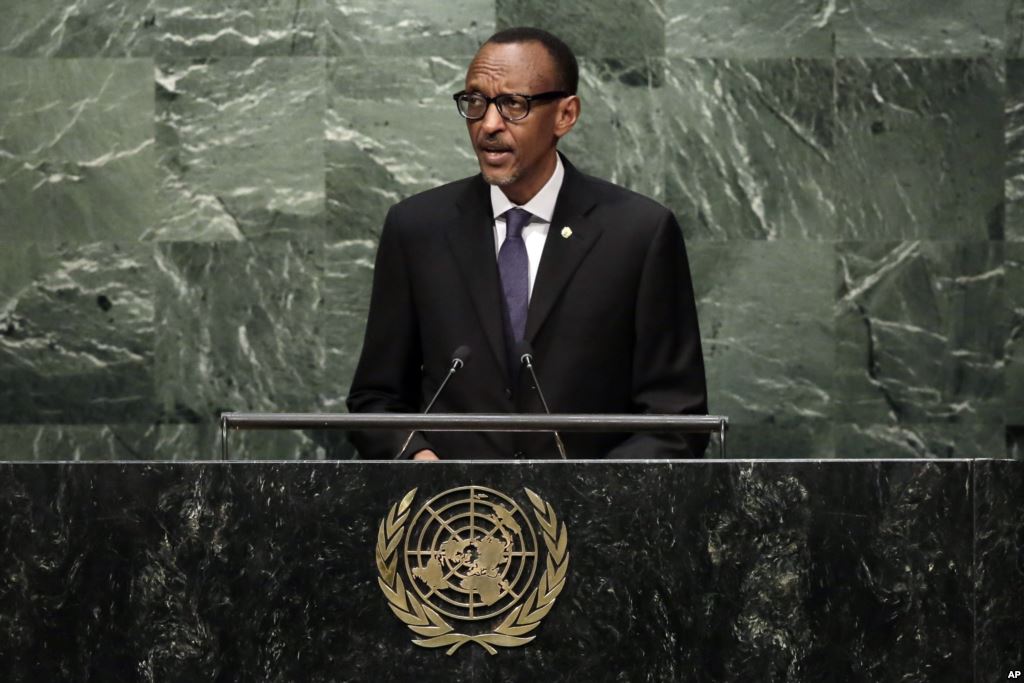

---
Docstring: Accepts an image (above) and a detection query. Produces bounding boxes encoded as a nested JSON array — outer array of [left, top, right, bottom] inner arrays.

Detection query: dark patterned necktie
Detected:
[[498, 207, 532, 352]]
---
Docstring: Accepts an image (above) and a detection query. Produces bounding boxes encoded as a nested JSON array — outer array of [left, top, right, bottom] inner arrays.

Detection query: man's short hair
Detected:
[[484, 27, 579, 95]]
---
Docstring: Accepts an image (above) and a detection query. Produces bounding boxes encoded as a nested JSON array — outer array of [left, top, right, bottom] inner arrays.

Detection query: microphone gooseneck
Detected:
[[395, 345, 471, 459], [515, 341, 567, 460]]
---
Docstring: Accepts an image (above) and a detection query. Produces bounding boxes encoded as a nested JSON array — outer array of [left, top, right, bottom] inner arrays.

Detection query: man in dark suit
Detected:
[[347, 27, 708, 460]]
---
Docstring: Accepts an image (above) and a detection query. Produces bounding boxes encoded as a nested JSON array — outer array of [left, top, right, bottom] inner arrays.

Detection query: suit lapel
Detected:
[[446, 176, 509, 377], [526, 158, 603, 342]]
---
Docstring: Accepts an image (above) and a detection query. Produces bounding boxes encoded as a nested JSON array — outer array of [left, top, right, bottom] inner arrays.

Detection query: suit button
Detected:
[[504, 387, 513, 399]]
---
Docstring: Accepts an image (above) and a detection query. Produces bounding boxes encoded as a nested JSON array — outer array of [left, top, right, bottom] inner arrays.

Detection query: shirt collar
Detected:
[[490, 153, 564, 222]]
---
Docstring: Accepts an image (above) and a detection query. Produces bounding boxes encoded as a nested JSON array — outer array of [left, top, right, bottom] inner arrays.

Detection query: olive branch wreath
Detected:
[[375, 487, 570, 655]]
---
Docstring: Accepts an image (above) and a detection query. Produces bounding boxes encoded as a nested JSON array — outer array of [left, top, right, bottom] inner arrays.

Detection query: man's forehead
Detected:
[[465, 41, 556, 91]]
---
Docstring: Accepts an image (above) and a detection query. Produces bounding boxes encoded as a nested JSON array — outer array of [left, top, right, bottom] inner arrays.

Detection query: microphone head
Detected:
[[451, 345, 472, 369], [514, 340, 534, 365]]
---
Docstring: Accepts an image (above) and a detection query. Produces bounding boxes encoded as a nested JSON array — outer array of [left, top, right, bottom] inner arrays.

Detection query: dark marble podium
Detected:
[[0, 459, 1021, 683]]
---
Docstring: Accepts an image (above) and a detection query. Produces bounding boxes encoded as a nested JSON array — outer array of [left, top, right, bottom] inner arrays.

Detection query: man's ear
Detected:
[[554, 95, 580, 139]]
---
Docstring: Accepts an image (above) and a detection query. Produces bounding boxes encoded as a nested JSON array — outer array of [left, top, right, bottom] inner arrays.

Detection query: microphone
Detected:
[[394, 345, 471, 459], [515, 341, 567, 459]]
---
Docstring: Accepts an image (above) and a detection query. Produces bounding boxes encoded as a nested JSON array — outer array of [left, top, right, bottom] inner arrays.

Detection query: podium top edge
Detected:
[[0, 458, 1004, 465], [218, 412, 730, 433]]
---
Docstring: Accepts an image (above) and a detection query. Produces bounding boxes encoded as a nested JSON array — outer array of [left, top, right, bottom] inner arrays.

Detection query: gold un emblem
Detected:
[[375, 486, 570, 655]]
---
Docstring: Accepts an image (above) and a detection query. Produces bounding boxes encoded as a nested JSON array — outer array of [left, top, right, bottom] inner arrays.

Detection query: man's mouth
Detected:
[[478, 144, 513, 165]]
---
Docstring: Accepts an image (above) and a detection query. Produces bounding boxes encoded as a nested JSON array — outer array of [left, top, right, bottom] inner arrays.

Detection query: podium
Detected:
[[0, 425, 1021, 681]]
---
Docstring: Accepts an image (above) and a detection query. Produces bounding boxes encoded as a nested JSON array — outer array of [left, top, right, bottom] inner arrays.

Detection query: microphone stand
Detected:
[[394, 350, 468, 459], [520, 352, 567, 460]]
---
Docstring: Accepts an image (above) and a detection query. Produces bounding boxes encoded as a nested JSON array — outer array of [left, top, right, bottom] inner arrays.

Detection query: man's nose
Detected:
[[479, 100, 506, 133]]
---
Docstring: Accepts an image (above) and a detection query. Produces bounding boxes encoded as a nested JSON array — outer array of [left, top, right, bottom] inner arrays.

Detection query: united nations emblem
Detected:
[[375, 486, 570, 655]]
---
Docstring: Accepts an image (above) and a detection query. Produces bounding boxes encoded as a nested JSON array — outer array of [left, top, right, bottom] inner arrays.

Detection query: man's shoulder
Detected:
[[575, 168, 673, 222], [389, 174, 480, 219]]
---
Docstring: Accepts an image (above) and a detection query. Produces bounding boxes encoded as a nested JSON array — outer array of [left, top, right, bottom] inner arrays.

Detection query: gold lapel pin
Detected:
[[561, 226, 572, 239]]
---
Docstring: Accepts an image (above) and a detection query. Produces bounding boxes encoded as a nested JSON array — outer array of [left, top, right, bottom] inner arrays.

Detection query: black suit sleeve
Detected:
[[606, 209, 709, 459], [346, 209, 433, 459]]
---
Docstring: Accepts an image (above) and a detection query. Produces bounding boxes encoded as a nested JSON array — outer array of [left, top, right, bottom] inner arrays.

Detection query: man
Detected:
[[347, 27, 708, 460]]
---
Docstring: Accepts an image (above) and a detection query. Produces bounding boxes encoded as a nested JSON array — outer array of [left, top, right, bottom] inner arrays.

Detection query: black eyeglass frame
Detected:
[[452, 90, 571, 121]]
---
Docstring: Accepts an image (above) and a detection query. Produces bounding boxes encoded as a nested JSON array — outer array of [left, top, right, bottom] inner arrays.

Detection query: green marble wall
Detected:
[[1, 1, 1020, 460]]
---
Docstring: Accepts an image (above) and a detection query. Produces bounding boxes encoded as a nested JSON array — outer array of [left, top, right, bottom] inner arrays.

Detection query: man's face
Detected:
[[463, 41, 578, 203]]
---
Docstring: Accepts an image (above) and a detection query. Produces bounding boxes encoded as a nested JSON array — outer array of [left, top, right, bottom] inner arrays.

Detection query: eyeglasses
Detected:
[[453, 90, 569, 122]]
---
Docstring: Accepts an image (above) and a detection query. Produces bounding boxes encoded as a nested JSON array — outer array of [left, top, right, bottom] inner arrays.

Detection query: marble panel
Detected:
[[662, 59, 836, 240], [974, 460, 1024, 682], [0, 0, 149, 57], [153, 241, 325, 424], [145, 0, 323, 57], [835, 241, 1006, 424], [495, 0, 665, 60], [0, 461, 977, 681], [321, 240, 375, 412], [0, 0, 323, 58], [1007, 60, 1024, 241], [323, 0, 493, 58], [0, 242, 157, 424], [561, 58, 666, 201], [1008, 245, 1024, 421], [325, 57, 474, 241], [151, 57, 325, 241], [0, 58, 155, 242], [834, 0, 1004, 57], [0, 416, 330, 463], [665, 0, 835, 58], [793, 460, 973, 683], [715, 423, 836, 459], [691, 242, 834, 426], [150, 423, 220, 460], [205, 425, 328, 461], [0, 424, 159, 461], [17, 423, 348, 461], [834, 422, 1005, 459], [835, 59, 1004, 240]]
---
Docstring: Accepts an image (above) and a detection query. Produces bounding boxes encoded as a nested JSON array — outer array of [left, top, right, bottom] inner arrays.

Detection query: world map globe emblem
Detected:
[[403, 486, 539, 621]]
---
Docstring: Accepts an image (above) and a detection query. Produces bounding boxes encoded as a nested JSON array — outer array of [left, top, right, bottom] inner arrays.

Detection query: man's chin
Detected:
[[480, 169, 518, 187]]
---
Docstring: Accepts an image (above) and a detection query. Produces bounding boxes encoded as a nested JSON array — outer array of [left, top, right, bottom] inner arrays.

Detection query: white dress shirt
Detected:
[[490, 154, 565, 300]]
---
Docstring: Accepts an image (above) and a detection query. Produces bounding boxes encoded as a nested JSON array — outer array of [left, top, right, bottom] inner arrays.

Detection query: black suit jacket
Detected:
[[347, 155, 708, 459]]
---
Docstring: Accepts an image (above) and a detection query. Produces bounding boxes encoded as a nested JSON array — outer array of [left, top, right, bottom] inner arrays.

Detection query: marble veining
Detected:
[[323, 0, 493, 58], [662, 59, 836, 240], [666, 0, 835, 58], [0, 58, 155, 242], [0, 242, 157, 423], [835, 59, 1004, 240], [836, 241, 1006, 424], [691, 242, 834, 426], [496, 0, 665, 60], [152, 57, 325, 241], [1007, 60, 1024, 242], [834, 0, 1004, 57], [153, 240, 326, 424], [325, 56, 473, 241]]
